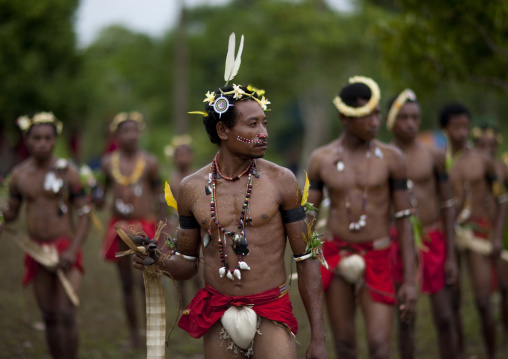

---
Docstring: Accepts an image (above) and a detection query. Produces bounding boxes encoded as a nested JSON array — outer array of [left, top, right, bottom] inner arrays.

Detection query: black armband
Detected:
[[486, 173, 498, 184], [179, 215, 200, 229], [309, 179, 324, 191], [389, 178, 408, 191], [70, 187, 86, 200], [435, 172, 449, 182], [9, 191, 22, 201], [281, 206, 306, 223], [151, 177, 162, 187]]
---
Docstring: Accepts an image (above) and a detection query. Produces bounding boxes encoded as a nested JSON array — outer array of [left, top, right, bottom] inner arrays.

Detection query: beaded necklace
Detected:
[[337, 139, 374, 231], [208, 156, 255, 280]]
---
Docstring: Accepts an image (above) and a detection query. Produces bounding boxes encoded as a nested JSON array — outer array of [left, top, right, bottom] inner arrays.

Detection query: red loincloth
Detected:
[[390, 225, 446, 294], [320, 236, 397, 305], [178, 283, 298, 339], [22, 237, 84, 286], [102, 217, 156, 261]]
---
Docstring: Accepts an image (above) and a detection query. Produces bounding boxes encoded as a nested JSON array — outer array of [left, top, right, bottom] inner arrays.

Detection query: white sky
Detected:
[[75, 0, 353, 47]]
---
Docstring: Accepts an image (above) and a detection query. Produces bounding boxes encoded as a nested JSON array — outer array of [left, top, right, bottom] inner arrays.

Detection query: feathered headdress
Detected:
[[188, 33, 270, 118], [110, 111, 145, 132], [333, 76, 380, 118], [386, 89, 417, 131]]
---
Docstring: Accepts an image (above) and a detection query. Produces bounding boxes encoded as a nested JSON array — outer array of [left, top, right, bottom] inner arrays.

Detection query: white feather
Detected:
[[224, 33, 236, 83], [224, 33, 244, 85]]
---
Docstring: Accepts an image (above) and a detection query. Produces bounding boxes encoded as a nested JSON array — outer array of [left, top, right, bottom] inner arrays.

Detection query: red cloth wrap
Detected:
[[22, 237, 84, 286], [102, 217, 156, 261], [390, 227, 446, 294], [320, 236, 397, 305], [178, 283, 298, 338]]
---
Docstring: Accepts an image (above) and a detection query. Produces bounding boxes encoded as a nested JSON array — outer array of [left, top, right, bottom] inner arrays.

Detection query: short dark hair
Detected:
[[439, 103, 471, 128], [202, 84, 262, 145], [339, 82, 372, 107]]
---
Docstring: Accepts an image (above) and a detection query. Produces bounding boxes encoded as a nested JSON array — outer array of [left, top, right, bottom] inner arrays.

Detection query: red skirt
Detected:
[[178, 283, 298, 338], [102, 217, 156, 261], [320, 236, 397, 305], [22, 237, 84, 286], [390, 227, 446, 294]]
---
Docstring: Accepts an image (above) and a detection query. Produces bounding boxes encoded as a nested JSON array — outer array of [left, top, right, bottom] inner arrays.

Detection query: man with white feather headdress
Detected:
[[133, 33, 328, 358]]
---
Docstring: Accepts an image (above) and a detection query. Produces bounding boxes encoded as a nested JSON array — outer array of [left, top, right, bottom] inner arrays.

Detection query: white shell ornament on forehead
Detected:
[[213, 95, 233, 118]]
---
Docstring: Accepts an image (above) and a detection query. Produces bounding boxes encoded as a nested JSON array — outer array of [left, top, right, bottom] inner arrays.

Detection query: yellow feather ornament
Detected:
[[301, 171, 310, 206], [164, 181, 178, 211]]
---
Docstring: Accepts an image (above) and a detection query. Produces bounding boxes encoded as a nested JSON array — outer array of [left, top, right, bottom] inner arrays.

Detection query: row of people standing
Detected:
[[309, 77, 507, 359]]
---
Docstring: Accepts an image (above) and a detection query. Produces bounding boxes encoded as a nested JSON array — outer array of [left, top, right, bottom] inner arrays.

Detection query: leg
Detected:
[[325, 275, 357, 359], [497, 258, 508, 346], [358, 288, 393, 359], [466, 250, 496, 359], [33, 266, 81, 359], [429, 286, 458, 359], [252, 318, 297, 359], [203, 321, 247, 359], [451, 250, 466, 359], [116, 239, 141, 348]]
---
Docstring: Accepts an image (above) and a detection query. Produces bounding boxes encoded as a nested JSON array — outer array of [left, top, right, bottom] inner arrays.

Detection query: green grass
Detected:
[[1, 208, 507, 358]]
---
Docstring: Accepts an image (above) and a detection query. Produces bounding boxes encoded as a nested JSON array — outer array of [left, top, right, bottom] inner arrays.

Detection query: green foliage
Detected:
[[0, 0, 81, 126]]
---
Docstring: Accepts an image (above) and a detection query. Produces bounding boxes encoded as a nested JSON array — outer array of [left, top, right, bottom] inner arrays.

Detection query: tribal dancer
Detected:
[[0, 113, 90, 359], [472, 124, 508, 348], [134, 33, 327, 359], [441, 104, 506, 359], [94, 111, 166, 348], [307, 77, 417, 359], [387, 90, 458, 359]]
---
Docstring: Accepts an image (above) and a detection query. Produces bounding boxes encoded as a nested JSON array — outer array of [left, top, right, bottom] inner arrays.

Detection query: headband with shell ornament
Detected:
[[471, 126, 503, 143], [333, 76, 381, 118], [17, 112, 63, 135], [109, 111, 145, 133], [188, 33, 270, 118]]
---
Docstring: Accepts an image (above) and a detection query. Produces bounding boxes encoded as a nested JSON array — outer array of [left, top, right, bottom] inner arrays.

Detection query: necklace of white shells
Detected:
[[336, 139, 383, 231]]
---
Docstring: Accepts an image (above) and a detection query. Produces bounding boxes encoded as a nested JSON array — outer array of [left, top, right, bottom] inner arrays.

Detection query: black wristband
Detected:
[[179, 215, 200, 229], [389, 178, 408, 191], [70, 187, 86, 200], [281, 206, 306, 223], [9, 191, 22, 201]]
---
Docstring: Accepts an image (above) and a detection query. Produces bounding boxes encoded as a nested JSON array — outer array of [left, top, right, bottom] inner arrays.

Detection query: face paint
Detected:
[[236, 133, 265, 144]]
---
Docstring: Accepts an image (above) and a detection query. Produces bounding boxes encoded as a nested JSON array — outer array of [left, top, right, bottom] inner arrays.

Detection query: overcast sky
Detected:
[[74, 0, 353, 47]]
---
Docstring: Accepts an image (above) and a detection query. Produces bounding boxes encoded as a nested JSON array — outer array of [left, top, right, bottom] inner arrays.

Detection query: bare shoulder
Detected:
[[179, 163, 210, 192], [309, 139, 340, 163], [376, 140, 404, 163], [9, 159, 32, 187], [101, 152, 113, 168], [256, 159, 301, 208], [142, 151, 159, 167]]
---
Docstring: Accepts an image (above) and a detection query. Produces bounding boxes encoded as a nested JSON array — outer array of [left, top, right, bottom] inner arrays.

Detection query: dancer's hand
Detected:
[[444, 257, 458, 285], [398, 282, 417, 323]]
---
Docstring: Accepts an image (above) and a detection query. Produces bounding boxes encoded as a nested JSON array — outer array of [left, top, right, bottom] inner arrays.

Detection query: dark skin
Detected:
[[474, 132, 508, 347], [307, 100, 417, 359], [96, 119, 166, 349], [134, 99, 327, 359], [169, 144, 201, 305], [391, 101, 458, 359], [446, 114, 504, 359], [0, 124, 90, 359]]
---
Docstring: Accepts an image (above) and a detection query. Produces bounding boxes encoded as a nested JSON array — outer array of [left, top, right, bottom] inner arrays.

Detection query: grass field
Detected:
[[1, 209, 507, 358]]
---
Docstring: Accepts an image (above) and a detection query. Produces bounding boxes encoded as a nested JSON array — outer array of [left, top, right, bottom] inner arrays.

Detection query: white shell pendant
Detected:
[[234, 268, 241, 280], [337, 161, 345, 172], [203, 233, 211, 248], [219, 266, 226, 278], [374, 147, 383, 158], [227, 270, 235, 280], [238, 261, 250, 270]]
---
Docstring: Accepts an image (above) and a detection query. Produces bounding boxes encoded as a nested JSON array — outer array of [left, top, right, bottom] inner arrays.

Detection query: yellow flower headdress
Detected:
[[386, 89, 417, 131], [471, 126, 503, 143], [17, 112, 63, 135], [333, 76, 381, 118], [188, 33, 270, 118], [164, 134, 193, 158], [109, 111, 145, 133]]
